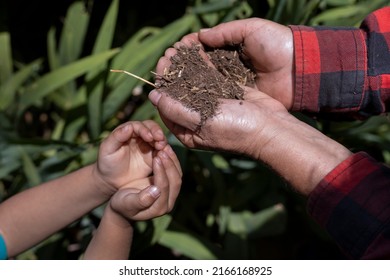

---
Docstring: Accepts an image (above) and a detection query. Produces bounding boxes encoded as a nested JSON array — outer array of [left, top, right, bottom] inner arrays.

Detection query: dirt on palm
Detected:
[[155, 44, 256, 126]]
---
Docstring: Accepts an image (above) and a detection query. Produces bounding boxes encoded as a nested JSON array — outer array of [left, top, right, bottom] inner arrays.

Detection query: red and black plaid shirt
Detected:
[[290, 7, 390, 259]]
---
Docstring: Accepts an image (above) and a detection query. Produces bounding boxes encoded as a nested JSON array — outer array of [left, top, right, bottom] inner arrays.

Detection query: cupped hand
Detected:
[[94, 120, 168, 194], [157, 18, 294, 110], [149, 88, 288, 159], [109, 146, 182, 221]]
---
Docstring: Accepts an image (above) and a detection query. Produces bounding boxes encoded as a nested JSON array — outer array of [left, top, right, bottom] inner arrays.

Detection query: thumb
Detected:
[[149, 90, 201, 131], [110, 186, 161, 218]]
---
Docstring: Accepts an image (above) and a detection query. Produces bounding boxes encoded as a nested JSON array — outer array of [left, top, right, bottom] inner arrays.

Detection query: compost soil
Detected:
[[155, 44, 256, 126]]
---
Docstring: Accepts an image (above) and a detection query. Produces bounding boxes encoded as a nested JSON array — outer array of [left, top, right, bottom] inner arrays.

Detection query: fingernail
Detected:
[[149, 185, 161, 198], [121, 123, 130, 132], [154, 156, 162, 165], [200, 28, 210, 33], [166, 145, 175, 156], [149, 90, 162, 106], [159, 151, 169, 159]]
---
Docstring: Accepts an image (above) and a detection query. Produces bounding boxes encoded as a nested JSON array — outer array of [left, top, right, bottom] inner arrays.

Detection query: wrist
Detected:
[[90, 163, 117, 199], [253, 112, 352, 195], [106, 201, 134, 229]]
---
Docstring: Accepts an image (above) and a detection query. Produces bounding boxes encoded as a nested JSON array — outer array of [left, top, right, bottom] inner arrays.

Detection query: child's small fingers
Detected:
[[100, 123, 134, 155], [157, 151, 182, 211], [151, 156, 170, 214], [142, 120, 167, 149], [131, 121, 154, 142], [162, 145, 183, 177]]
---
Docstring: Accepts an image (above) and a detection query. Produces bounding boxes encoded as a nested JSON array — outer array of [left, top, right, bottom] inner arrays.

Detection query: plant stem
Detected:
[[110, 69, 155, 87]]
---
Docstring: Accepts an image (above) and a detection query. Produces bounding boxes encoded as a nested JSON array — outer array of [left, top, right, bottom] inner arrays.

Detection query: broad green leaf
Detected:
[[64, 116, 87, 142], [87, 0, 119, 139], [0, 159, 21, 179], [222, 2, 253, 22], [19, 48, 120, 111], [130, 101, 157, 121], [151, 215, 172, 244], [47, 27, 60, 71], [226, 204, 286, 239], [212, 154, 230, 170], [271, 0, 288, 22], [159, 230, 217, 259], [86, 77, 105, 139], [20, 148, 41, 186], [108, 27, 161, 85], [326, 0, 356, 5], [0, 32, 13, 84], [58, 2, 89, 65], [310, 4, 366, 25], [90, 0, 118, 56], [0, 59, 42, 110], [190, 0, 241, 14]]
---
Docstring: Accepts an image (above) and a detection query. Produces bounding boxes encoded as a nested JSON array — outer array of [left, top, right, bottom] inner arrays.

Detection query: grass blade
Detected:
[[19, 48, 120, 112]]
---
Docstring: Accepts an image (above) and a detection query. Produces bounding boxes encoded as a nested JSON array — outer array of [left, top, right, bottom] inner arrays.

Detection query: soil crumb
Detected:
[[155, 44, 256, 126]]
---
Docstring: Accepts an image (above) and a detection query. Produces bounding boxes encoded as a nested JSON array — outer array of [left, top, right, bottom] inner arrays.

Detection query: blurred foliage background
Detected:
[[0, 0, 389, 260]]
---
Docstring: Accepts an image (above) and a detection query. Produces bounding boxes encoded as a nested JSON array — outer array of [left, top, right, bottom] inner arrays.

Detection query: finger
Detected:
[[150, 156, 170, 214], [99, 122, 134, 155], [161, 145, 183, 177], [155, 50, 174, 76], [198, 20, 249, 47], [175, 32, 200, 48], [130, 121, 154, 143], [157, 150, 182, 211], [148, 90, 201, 132], [142, 120, 167, 150], [110, 186, 161, 218]]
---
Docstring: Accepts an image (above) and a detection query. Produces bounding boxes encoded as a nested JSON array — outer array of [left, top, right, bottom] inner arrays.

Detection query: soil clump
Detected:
[[155, 44, 256, 126]]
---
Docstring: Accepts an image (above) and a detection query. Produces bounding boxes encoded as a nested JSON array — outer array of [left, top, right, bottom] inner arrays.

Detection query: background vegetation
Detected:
[[0, 0, 389, 259]]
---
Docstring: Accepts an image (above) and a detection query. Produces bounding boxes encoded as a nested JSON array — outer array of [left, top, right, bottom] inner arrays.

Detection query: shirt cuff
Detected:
[[289, 25, 366, 114], [307, 152, 389, 259], [307, 152, 370, 225]]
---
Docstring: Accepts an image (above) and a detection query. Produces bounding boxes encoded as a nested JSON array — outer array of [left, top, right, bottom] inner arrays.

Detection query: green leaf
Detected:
[[90, 0, 118, 56], [0, 59, 42, 110], [190, 0, 241, 14], [47, 27, 60, 71], [159, 230, 217, 259], [226, 204, 286, 239], [0, 32, 13, 84], [19, 48, 120, 112], [326, 0, 356, 5], [20, 148, 41, 186], [87, 0, 119, 139], [130, 101, 157, 121], [58, 2, 90, 65], [151, 215, 172, 244]]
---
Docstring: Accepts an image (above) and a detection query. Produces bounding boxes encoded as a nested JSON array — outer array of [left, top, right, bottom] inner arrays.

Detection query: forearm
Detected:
[[83, 205, 133, 260], [255, 112, 352, 195], [0, 164, 111, 257]]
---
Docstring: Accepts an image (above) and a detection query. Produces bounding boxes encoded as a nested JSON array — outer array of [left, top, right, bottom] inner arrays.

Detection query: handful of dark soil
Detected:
[[155, 44, 256, 125]]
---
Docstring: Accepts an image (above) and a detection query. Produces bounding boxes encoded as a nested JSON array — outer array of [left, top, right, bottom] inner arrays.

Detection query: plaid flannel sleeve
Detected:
[[307, 152, 390, 259], [290, 7, 390, 118]]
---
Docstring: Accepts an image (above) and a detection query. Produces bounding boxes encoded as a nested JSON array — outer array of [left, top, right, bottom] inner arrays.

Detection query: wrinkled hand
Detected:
[[149, 88, 288, 159], [94, 120, 167, 195], [157, 18, 294, 110], [109, 145, 182, 221]]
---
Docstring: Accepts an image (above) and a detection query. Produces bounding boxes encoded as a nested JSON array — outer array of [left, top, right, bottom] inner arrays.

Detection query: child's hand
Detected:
[[93, 121, 167, 195], [108, 146, 182, 221]]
